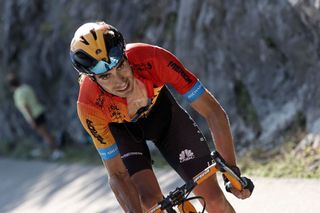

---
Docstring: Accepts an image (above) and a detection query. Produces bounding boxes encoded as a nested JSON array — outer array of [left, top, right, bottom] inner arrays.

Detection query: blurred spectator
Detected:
[[6, 73, 64, 160]]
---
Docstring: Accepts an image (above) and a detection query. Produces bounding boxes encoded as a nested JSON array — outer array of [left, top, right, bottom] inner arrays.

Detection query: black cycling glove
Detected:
[[222, 166, 254, 194]]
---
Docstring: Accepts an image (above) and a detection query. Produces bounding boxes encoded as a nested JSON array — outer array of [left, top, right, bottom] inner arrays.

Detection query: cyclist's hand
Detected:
[[228, 177, 254, 199], [223, 166, 254, 199]]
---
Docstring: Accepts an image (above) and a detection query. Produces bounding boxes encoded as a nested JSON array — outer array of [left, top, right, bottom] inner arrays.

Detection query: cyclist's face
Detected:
[[95, 58, 134, 98]]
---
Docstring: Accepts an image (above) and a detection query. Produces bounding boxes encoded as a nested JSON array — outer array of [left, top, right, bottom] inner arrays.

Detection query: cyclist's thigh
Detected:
[[156, 103, 212, 182], [109, 122, 152, 176]]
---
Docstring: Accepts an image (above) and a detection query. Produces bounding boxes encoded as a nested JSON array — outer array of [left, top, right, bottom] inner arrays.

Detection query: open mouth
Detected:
[[116, 81, 129, 92]]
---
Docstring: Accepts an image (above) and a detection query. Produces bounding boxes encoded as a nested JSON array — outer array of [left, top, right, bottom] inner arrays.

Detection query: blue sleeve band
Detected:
[[97, 144, 120, 160], [183, 80, 205, 102]]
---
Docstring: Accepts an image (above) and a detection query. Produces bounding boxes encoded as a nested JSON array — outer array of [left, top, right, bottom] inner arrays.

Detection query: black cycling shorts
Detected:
[[109, 87, 211, 182]]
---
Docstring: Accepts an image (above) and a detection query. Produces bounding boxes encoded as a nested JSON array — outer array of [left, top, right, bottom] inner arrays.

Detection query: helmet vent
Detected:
[[90, 29, 97, 40], [80, 36, 89, 45]]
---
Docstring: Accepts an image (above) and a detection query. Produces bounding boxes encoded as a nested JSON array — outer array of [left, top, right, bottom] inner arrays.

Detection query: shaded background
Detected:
[[0, 0, 319, 152]]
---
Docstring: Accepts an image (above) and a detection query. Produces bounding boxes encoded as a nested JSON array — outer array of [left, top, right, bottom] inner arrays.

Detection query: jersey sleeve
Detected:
[[77, 102, 119, 160], [153, 46, 205, 102]]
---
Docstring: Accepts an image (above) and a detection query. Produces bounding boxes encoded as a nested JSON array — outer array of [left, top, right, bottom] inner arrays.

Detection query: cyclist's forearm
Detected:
[[206, 108, 237, 166], [190, 91, 237, 166], [109, 172, 142, 213]]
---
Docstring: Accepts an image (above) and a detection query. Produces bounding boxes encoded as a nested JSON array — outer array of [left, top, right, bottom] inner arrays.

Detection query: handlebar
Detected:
[[146, 151, 249, 213]]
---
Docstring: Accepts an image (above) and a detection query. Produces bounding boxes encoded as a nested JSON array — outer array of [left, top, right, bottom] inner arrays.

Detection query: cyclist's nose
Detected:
[[113, 71, 127, 84]]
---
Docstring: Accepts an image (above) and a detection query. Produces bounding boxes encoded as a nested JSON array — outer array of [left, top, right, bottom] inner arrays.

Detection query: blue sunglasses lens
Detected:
[[89, 46, 123, 75], [90, 61, 113, 75]]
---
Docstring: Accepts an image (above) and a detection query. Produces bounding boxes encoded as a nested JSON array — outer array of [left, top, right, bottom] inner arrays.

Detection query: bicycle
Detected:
[[146, 151, 252, 213]]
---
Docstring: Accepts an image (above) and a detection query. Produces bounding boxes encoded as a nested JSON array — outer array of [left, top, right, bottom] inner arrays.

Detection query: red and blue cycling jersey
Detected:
[[77, 43, 205, 160]]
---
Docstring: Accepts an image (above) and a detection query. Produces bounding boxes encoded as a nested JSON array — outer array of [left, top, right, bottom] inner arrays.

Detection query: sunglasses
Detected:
[[71, 45, 124, 75]]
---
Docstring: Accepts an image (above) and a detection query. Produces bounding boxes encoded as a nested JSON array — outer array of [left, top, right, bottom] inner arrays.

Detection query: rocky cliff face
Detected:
[[175, 0, 320, 149], [0, 0, 319, 151]]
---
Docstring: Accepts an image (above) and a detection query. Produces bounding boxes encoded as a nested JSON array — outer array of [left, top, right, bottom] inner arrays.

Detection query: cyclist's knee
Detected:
[[140, 191, 163, 209], [206, 193, 235, 213]]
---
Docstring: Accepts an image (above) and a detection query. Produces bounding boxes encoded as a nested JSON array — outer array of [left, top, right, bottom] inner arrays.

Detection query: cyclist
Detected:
[[70, 21, 254, 213]]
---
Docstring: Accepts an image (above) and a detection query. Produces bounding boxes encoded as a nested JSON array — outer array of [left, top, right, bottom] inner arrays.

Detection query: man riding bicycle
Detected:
[[70, 21, 253, 213]]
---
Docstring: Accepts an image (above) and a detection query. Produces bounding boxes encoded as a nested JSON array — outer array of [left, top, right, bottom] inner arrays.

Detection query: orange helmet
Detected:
[[70, 22, 125, 75]]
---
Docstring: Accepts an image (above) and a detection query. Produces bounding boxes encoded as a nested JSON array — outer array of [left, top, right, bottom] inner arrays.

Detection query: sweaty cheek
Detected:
[[125, 69, 134, 78]]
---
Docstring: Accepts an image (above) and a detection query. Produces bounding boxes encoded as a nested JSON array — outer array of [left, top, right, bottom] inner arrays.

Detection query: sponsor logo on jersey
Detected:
[[132, 62, 153, 72], [168, 61, 193, 84], [179, 149, 195, 163], [86, 119, 106, 144], [98, 144, 119, 160], [95, 92, 105, 108], [183, 81, 205, 102], [187, 84, 203, 100], [108, 104, 124, 121]]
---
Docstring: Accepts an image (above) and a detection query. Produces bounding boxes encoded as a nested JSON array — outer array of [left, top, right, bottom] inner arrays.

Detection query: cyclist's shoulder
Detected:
[[126, 42, 167, 52], [78, 76, 103, 106], [126, 43, 171, 69], [126, 42, 155, 50], [126, 43, 161, 57]]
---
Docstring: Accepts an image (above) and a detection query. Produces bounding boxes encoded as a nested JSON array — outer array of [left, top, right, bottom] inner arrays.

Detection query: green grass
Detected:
[[149, 139, 320, 179], [54, 143, 101, 165], [239, 142, 320, 179], [0, 137, 101, 165], [238, 115, 320, 179], [0, 137, 36, 160]]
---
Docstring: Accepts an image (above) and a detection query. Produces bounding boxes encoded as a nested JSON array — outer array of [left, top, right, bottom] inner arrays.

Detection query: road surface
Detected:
[[0, 158, 319, 213]]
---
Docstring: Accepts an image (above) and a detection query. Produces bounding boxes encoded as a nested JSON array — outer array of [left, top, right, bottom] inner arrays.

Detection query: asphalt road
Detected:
[[1, 158, 319, 213]]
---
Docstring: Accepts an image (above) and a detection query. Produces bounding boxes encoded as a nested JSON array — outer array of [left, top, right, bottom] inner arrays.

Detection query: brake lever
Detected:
[[211, 151, 247, 189], [160, 181, 196, 209]]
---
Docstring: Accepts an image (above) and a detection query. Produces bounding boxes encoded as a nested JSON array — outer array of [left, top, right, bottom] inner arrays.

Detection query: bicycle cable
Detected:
[[181, 190, 206, 213]]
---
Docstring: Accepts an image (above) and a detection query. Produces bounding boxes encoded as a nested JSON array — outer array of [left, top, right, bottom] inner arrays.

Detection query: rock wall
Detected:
[[0, 0, 319, 150]]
